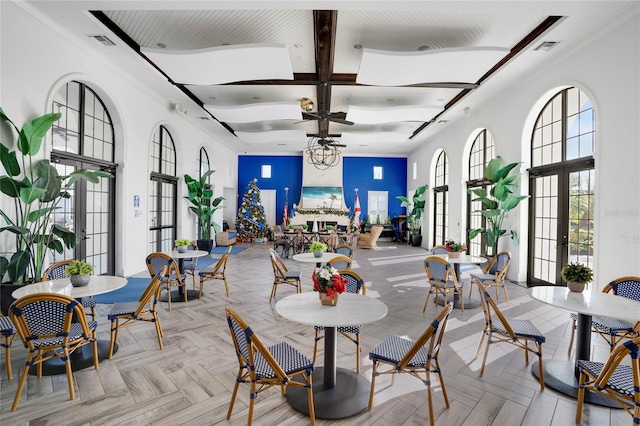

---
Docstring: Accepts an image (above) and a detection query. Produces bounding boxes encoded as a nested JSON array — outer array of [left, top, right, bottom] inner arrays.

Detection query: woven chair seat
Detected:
[[108, 302, 152, 319], [285, 271, 302, 279], [253, 341, 314, 378], [370, 335, 431, 367], [492, 318, 546, 343], [577, 360, 634, 397], [0, 316, 16, 336], [30, 321, 97, 348], [183, 261, 196, 272], [432, 279, 462, 289], [469, 272, 497, 282], [569, 312, 636, 334], [197, 265, 216, 275], [314, 325, 360, 334]]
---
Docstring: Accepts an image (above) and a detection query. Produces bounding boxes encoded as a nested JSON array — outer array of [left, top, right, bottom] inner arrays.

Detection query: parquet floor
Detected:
[[0, 241, 628, 425]]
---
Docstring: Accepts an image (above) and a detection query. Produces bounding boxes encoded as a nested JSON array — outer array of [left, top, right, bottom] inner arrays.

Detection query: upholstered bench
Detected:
[[216, 230, 237, 246]]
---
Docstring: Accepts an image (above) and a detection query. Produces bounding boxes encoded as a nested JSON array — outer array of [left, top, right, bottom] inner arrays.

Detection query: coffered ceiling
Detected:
[[22, 1, 636, 156]]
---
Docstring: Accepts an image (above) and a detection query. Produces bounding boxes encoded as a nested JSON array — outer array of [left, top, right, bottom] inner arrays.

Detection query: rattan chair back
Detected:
[[326, 255, 352, 271]]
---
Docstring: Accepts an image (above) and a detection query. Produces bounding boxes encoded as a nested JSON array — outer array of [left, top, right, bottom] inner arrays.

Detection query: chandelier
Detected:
[[305, 137, 342, 170]]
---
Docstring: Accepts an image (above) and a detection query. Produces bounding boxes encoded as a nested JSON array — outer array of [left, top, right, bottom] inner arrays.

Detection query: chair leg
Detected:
[[165, 284, 172, 311], [109, 319, 118, 359], [223, 278, 230, 297], [422, 289, 432, 313], [575, 371, 586, 423], [306, 373, 316, 426], [155, 316, 164, 349], [92, 338, 99, 369], [355, 333, 361, 374], [199, 277, 205, 299], [425, 369, 435, 426], [247, 381, 256, 426], [479, 337, 491, 377], [269, 283, 278, 303], [63, 346, 75, 400], [536, 344, 544, 390], [4, 336, 13, 380], [567, 319, 576, 357], [475, 330, 486, 359], [313, 329, 322, 364], [226, 371, 241, 420], [502, 283, 510, 305], [11, 350, 35, 410], [435, 359, 450, 408], [368, 361, 378, 410]]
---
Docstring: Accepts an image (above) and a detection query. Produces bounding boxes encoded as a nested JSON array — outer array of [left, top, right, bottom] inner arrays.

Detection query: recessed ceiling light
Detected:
[[294, 43, 302, 48], [437, 120, 449, 124], [359, 144, 368, 147], [278, 143, 287, 146], [199, 116, 210, 120], [209, 96, 216, 100], [386, 98, 395, 102], [437, 98, 445, 102], [354, 44, 363, 49], [156, 42, 166, 49], [88, 35, 115, 46], [252, 96, 261, 100], [418, 45, 430, 51]]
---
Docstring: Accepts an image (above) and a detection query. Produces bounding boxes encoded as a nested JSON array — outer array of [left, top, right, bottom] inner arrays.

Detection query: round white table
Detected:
[[293, 252, 342, 268], [12, 275, 128, 375], [530, 286, 640, 406], [163, 249, 209, 301], [276, 292, 388, 419], [433, 253, 486, 308]]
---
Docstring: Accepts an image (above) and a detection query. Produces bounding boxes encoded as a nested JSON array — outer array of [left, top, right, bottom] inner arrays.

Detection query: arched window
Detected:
[[148, 125, 178, 252], [528, 87, 595, 286], [466, 130, 495, 255], [198, 147, 210, 179], [432, 151, 449, 246], [50, 81, 116, 275]]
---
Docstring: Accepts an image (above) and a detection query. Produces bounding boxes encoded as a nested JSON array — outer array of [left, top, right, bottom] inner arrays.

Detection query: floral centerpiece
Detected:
[[445, 239, 467, 258], [312, 265, 347, 306]]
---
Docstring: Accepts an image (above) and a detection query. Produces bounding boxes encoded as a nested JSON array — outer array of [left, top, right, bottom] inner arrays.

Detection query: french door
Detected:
[[528, 159, 595, 286], [148, 173, 178, 253], [50, 154, 116, 275]]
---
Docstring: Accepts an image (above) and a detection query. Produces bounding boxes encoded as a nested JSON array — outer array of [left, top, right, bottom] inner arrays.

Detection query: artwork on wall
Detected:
[[301, 186, 343, 209]]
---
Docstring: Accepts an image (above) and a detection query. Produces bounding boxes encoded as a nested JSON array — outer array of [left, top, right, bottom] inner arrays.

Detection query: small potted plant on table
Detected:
[[561, 262, 593, 292], [445, 240, 467, 258], [310, 241, 327, 258], [175, 239, 191, 253], [64, 260, 94, 287]]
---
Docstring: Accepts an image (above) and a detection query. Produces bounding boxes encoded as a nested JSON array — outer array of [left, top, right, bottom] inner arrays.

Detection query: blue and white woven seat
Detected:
[[269, 249, 302, 302], [146, 252, 188, 311], [43, 259, 97, 320], [182, 244, 199, 289], [326, 255, 352, 271], [476, 284, 546, 389], [107, 270, 164, 359], [469, 251, 511, 304], [567, 276, 640, 356], [0, 315, 17, 379], [313, 270, 365, 372], [575, 337, 640, 424], [9, 294, 98, 411], [368, 302, 454, 426], [423, 256, 464, 313], [198, 245, 231, 298], [334, 244, 353, 259], [225, 307, 315, 426]]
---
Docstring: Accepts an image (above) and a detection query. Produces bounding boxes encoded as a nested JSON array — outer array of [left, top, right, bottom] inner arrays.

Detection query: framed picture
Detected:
[[301, 186, 342, 209]]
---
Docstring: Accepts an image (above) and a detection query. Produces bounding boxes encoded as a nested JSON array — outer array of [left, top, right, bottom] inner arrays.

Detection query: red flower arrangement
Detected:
[[445, 239, 467, 252], [312, 265, 347, 299]]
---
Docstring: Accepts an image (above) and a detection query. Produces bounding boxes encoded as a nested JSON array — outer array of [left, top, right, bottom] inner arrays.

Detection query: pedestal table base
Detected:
[[160, 289, 201, 303], [29, 340, 117, 376], [287, 367, 370, 419]]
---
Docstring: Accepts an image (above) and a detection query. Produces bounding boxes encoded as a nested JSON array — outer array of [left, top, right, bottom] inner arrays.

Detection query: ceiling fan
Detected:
[[316, 137, 346, 148], [299, 97, 354, 126]]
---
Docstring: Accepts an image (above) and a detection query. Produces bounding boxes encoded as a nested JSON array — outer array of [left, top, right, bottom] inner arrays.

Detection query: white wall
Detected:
[[0, 3, 238, 277], [408, 13, 640, 287]]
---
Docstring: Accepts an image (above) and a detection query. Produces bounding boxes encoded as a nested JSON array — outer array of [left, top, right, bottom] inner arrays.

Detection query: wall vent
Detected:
[[88, 35, 116, 46], [534, 41, 560, 51]]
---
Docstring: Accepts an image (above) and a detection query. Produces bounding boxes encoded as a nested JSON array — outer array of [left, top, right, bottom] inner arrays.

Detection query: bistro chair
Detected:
[[567, 276, 640, 356], [225, 307, 315, 425], [107, 269, 165, 359], [269, 248, 302, 302], [326, 254, 352, 271], [313, 270, 366, 372], [431, 245, 449, 255], [423, 256, 464, 313], [476, 282, 546, 389], [181, 242, 199, 289], [575, 336, 640, 424], [9, 293, 98, 411], [301, 231, 316, 252], [368, 302, 454, 426], [0, 314, 16, 379], [146, 252, 187, 311], [469, 251, 512, 304], [334, 243, 354, 259], [198, 246, 232, 298], [43, 259, 97, 320]]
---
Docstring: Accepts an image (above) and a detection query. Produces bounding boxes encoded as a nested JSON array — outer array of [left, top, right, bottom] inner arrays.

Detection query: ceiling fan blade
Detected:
[[327, 117, 354, 126]]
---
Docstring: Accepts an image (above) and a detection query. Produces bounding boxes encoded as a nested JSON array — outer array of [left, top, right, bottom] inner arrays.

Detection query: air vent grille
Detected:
[[534, 41, 560, 51], [89, 35, 116, 46]]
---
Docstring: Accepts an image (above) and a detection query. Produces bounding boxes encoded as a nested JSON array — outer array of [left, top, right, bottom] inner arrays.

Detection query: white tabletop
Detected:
[[433, 253, 487, 265], [530, 286, 640, 323], [165, 249, 209, 259], [293, 252, 342, 264], [12, 275, 128, 299], [275, 292, 388, 327]]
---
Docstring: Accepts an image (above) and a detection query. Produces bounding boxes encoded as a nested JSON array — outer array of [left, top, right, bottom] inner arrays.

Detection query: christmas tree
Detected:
[[236, 178, 269, 241]]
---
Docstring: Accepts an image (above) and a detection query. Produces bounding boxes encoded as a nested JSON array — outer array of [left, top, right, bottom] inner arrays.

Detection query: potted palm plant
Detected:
[[468, 157, 528, 256], [0, 108, 112, 314], [561, 262, 593, 292], [184, 170, 224, 253], [396, 184, 428, 246]]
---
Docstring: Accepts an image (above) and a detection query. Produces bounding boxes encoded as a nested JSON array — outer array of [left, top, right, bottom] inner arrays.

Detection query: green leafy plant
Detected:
[[184, 170, 224, 241], [287, 224, 295, 230], [175, 239, 191, 247], [302, 224, 308, 230], [445, 239, 467, 252], [309, 241, 327, 253], [468, 157, 528, 256], [326, 225, 334, 231], [560, 262, 593, 284], [64, 259, 94, 276], [0, 108, 112, 284], [396, 184, 428, 234]]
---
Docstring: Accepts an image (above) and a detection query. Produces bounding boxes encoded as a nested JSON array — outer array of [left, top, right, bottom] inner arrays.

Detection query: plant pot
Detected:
[[410, 234, 422, 247], [313, 251, 324, 258], [70, 274, 91, 287], [0, 282, 20, 316], [177, 245, 188, 253], [319, 292, 338, 306], [448, 251, 465, 258], [567, 281, 586, 292], [197, 239, 214, 253]]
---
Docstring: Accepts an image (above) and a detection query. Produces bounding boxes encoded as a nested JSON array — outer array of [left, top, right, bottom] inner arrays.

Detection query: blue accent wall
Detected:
[[238, 155, 407, 225]]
